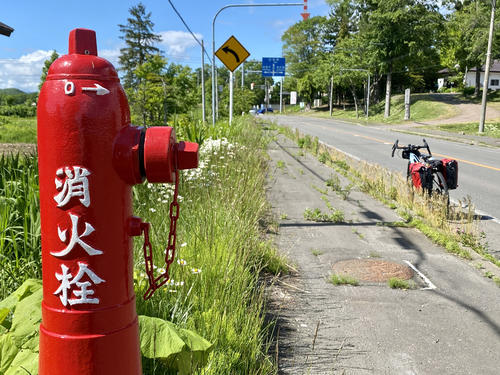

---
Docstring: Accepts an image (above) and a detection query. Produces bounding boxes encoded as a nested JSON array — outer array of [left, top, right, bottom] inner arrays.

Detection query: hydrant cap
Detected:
[[177, 141, 199, 170], [46, 28, 119, 81]]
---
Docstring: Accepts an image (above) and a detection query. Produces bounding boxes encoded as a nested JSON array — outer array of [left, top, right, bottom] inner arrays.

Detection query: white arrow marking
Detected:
[[82, 83, 110, 96]]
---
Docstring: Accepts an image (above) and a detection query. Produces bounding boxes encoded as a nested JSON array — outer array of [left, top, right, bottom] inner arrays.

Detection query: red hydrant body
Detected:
[[37, 29, 198, 374]]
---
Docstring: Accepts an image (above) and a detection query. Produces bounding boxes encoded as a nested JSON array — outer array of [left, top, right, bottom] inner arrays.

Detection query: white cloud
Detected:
[[0, 50, 53, 92], [99, 48, 121, 70], [0, 48, 126, 92], [158, 30, 203, 57]]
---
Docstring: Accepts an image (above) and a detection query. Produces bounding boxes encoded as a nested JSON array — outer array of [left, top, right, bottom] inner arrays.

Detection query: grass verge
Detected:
[[422, 122, 500, 138], [283, 93, 457, 125]]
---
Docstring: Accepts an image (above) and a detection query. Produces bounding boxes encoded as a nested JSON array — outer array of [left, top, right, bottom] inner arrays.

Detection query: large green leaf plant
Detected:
[[0, 280, 212, 375]]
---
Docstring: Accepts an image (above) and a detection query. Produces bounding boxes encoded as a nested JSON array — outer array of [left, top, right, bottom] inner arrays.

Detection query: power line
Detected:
[[166, 0, 212, 64]]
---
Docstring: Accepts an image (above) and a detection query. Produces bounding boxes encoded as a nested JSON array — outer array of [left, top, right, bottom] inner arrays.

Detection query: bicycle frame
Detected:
[[392, 139, 448, 196]]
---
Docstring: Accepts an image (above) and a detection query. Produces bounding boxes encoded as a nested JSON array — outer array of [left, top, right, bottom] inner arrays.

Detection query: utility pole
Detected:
[[241, 63, 244, 88], [329, 76, 333, 117], [201, 40, 206, 123], [479, 0, 497, 133]]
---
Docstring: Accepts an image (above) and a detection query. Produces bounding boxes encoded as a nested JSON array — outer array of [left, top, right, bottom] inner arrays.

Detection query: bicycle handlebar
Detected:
[[391, 140, 398, 157], [391, 139, 431, 157]]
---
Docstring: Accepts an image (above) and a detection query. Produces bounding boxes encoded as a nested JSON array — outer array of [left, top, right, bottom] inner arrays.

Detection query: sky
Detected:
[[0, 0, 329, 92]]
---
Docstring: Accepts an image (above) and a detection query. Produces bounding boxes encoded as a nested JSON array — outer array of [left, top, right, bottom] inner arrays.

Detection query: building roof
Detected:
[[469, 60, 500, 73], [0, 22, 14, 37], [438, 68, 450, 76]]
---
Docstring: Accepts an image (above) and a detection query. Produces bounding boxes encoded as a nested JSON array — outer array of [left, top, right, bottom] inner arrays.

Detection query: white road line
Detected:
[[404, 261, 436, 290], [319, 140, 362, 161]]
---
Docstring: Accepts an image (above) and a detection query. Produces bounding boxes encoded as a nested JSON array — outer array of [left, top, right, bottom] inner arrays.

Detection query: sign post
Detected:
[[215, 35, 250, 124], [262, 57, 286, 113]]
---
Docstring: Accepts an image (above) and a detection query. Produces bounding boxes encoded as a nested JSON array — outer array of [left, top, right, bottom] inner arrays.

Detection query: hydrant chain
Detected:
[[142, 170, 180, 300]]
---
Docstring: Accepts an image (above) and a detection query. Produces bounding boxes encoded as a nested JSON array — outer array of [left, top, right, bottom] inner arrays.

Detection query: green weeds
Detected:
[[388, 277, 416, 290], [329, 274, 359, 286], [325, 175, 353, 200], [304, 207, 344, 223]]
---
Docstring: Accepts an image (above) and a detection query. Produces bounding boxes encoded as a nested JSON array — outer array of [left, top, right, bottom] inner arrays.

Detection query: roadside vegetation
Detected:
[[286, 93, 457, 125], [423, 122, 500, 138], [329, 274, 359, 286], [277, 124, 500, 272], [388, 277, 416, 290]]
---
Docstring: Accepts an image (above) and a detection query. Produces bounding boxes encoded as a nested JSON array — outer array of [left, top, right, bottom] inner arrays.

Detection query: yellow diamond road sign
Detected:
[[215, 35, 250, 72]]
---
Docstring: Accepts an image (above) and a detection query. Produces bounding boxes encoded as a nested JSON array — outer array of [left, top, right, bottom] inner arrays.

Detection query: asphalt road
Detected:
[[266, 114, 500, 221]]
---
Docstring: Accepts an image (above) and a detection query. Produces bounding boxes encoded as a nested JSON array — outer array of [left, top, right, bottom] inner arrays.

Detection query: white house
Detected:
[[464, 60, 500, 90]]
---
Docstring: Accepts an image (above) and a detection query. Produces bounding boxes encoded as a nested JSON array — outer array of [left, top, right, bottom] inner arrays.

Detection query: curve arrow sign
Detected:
[[222, 46, 240, 63]]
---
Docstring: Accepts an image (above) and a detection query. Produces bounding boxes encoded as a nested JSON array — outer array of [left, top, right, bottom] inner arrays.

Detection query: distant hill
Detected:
[[0, 88, 28, 95]]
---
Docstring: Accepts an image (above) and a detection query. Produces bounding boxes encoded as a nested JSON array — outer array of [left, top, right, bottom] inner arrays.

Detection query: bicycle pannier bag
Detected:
[[409, 163, 433, 191], [442, 159, 458, 189]]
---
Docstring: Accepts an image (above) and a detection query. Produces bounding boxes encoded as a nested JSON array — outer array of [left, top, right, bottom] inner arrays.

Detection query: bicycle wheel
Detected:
[[432, 171, 448, 196]]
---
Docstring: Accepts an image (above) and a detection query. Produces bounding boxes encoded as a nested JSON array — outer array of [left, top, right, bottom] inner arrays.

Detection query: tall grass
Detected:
[[0, 153, 41, 299], [133, 116, 284, 374]]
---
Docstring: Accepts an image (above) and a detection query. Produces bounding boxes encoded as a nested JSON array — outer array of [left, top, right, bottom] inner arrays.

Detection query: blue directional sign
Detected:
[[262, 57, 286, 77]]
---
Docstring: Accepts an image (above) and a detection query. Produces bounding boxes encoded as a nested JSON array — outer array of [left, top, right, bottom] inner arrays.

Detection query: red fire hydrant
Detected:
[[36, 28, 198, 374]]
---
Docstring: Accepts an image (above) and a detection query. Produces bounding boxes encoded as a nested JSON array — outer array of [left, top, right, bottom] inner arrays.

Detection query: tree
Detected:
[[130, 54, 168, 125], [441, 0, 500, 97], [118, 2, 161, 90], [360, 0, 443, 117], [330, 36, 369, 118], [281, 16, 332, 79], [326, 0, 359, 44], [39, 50, 59, 91], [164, 63, 198, 115], [129, 55, 198, 125]]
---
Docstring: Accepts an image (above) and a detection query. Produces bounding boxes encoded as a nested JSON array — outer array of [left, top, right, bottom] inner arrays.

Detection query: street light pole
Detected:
[[479, 0, 496, 133], [211, 2, 302, 125]]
